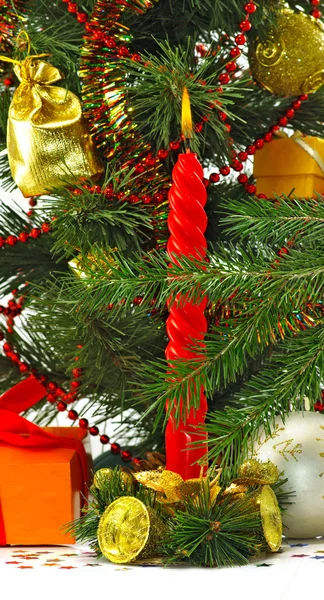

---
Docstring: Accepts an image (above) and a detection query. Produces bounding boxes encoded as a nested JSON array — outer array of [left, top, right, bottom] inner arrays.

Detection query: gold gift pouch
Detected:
[[254, 136, 324, 199], [7, 57, 103, 197]]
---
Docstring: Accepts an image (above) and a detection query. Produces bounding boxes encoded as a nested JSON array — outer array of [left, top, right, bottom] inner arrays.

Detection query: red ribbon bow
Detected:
[[0, 376, 88, 545]]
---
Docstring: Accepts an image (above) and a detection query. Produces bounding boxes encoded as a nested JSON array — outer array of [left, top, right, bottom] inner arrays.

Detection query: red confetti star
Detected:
[[5, 561, 21, 564], [291, 554, 309, 558], [60, 566, 77, 569], [17, 566, 33, 569]]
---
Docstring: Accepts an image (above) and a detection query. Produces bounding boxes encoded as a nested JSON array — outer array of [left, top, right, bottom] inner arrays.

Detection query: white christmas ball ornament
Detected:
[[252, 411, 324, 538]]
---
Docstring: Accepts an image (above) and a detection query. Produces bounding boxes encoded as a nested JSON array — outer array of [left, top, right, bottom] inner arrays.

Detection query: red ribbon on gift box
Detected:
[[0, 376, 89, 546]]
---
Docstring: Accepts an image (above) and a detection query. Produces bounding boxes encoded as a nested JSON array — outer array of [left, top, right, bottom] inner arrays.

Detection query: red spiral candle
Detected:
[[165, 89, 208, 480]]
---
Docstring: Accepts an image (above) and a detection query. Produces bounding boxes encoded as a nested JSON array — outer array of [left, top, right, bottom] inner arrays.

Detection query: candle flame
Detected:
[[181, 87, 193, 139]]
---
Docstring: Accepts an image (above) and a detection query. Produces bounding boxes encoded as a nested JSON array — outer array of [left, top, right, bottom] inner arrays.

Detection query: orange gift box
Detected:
[[0, 427, 90, 545], [254, 136, 324, 199], [0, 377, 92, 546]]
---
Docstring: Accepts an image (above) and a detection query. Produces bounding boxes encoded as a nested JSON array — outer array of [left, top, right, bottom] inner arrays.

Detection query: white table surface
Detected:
[[1, 538, 323, 600]]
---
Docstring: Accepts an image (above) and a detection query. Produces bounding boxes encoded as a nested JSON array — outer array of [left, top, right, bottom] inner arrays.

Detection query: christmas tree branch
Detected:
[[221, 194, 324, 246], [205, 324, 324, 477], [125, 39, 246, 152]]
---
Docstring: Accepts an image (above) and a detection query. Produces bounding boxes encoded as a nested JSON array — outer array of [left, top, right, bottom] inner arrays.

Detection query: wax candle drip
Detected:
[[165, 152, 208, 480]]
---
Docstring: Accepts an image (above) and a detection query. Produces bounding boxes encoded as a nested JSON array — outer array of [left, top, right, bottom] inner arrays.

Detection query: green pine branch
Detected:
[[21, 270, 166, 429], [205, 325, 324, 478], [221, 194, 324, 247], [125, 39, 246, 153], [163, 485, 263, 567]]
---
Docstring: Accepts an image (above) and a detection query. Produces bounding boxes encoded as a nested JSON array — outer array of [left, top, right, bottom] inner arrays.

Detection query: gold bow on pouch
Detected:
[[3, 54, 103, 197]]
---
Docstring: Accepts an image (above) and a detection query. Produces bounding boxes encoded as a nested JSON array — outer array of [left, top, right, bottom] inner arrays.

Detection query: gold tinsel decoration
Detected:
[[249, 8, 324, 97], [80, 0, 169, 249]]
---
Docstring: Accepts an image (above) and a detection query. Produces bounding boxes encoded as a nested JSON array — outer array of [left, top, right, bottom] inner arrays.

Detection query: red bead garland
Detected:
[[0, 244, 135, 463], [0, 329, 135, 462], [310, 0, 322, 18], [205, 94, 309, 192]]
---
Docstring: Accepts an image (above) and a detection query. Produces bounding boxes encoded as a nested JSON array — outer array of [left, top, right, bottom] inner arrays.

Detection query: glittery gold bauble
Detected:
[[69, 249, 118, 279], [237, 459, 279, 486], [93, 468, 114, 489], [249, 9, 324, 96], [97, 497, 165, 564], [93, 468, 132, 489]]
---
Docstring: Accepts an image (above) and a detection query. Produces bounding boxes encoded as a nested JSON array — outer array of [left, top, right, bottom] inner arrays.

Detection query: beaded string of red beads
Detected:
[[0, 327, 135, 461], [309, 0, 322, 19], [0, 220, 137, 462]]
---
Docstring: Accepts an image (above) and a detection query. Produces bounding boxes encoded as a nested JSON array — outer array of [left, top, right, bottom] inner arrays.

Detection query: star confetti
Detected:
[[35, 551, 53, 555], [62, 553, 79, 557], [291, 554, 309, 558], [256, 563, 273, 568], [311, 556, 324, 560], [42, 563, 60, 567], [60, 566, 77, 569], [45, 558, 62, 563], [85, 563, 102, 567], [289, 543, 309, 547], [5, 561, 21, 565], [18, 566, 33, 569]]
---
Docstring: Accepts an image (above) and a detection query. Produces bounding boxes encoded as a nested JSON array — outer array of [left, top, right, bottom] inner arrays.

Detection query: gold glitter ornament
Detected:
[[237, 459, 279, 486], [249, 9, 324, 97], [93, 468, 113, 489], [97, 497, 165, 564], [5, 55, 103, 197], [69, 250, 118, 280], [93, 468, 132, 489]]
